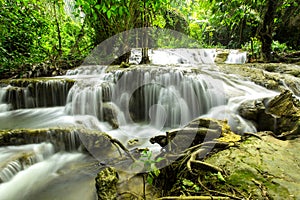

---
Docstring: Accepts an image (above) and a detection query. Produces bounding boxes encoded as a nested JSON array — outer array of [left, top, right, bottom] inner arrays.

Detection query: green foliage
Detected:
[[1, 0, 300, 75], [139, 149, 164, 185], [0, 0, 92, 74], [181, 178, 200, 192], [242, 37, 262, 59], [271, 41, 289, 53]]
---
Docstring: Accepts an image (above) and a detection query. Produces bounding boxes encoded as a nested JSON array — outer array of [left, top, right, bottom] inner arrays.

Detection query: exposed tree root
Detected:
[[110, 138, 136, 161], [185, 143, 225, 175], [197, 177, 244, 200], [118, 191, 144, 200], [155, 196, 231, 199]]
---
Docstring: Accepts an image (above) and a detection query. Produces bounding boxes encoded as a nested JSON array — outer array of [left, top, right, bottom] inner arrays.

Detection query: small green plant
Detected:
[[181, 178, 201, 192], [271, 40, 289, 53], [242, 37, 261, 60], [139, 149, 164, 185]]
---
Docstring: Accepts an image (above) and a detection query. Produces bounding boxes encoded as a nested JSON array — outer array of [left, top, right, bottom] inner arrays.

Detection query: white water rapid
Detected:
[[0, 49, 277, 199]]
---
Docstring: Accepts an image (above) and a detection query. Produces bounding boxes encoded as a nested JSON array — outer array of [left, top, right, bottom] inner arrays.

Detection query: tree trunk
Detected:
[[259, 0, 278, 62], [139, 0, 150, 64]]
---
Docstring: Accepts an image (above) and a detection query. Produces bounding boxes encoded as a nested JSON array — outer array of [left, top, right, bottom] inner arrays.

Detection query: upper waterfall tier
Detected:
[[129, 48, 247, 65], [65, 66, 226, 128]]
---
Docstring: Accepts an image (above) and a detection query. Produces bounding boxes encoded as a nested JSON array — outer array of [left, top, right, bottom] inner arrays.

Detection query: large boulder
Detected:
[[205, 134, 300, 199], [238, 90, 300, 139], [151, 118, 241, 152], [101, 102, 120, 129]]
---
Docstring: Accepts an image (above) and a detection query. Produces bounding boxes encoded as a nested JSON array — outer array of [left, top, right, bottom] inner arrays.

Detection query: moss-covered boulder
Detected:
[[95, 167, 119, 200], [0, 128, 118, 158], [215, 50, 229, 64], [205, 133, 300, 199]]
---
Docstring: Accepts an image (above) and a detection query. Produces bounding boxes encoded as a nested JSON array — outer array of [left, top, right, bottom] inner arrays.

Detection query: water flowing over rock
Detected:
[[1, 48, 299, 199], [0, 128, 118, 155], [238, 90, 300, 138], [0, 143, 54, 183], [130, 48, 247, 65], [65, 65, 226, 129], [0, 79, 75, 110]]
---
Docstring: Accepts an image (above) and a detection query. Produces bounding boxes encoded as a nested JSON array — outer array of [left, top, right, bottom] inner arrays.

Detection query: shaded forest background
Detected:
[[1, 0, 299, 78]]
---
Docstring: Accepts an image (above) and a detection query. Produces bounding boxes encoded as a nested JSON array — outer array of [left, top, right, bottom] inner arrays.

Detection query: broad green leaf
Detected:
[[95, 4, 101, 10], [217, 171, 226, 183], [182, 179, 194, 187], [107, 10, 111, 18]]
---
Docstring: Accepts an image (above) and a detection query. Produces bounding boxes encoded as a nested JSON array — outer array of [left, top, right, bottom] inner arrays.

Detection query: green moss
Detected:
[[0, 78, 76, 87]]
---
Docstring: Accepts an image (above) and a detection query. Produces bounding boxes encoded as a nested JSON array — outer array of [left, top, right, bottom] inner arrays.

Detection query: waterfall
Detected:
[[130, 48, 216, 65], [0, 79, 74, 111], [225, 50, 247, 64], [65, 66, 226, 129], [0, 48, 285, 200], [0, 143, 55, 183], [0, 151, 94, 200], [0, 86, 11, 112]]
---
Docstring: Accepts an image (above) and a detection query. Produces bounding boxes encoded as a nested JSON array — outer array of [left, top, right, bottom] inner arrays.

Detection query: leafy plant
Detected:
[[139, 149, 164, 185], [242, 37, 262, 59], [271, 40, 289, 53], [181, 178, 200, 192]]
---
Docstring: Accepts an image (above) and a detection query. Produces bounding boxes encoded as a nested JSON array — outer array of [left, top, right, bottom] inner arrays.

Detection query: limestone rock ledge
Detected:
[[205, 133, 300, 199]]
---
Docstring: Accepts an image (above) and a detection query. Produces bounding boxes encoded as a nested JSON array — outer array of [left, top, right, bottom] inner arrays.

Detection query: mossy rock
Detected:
[[95, 167, 119, 200], [0, 128, 118, 158], [205, 134, 300, 199]]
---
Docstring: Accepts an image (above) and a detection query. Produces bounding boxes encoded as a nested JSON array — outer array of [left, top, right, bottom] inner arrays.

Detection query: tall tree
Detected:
[[74, 0, 170, 64], [259, 0, 278, 61]]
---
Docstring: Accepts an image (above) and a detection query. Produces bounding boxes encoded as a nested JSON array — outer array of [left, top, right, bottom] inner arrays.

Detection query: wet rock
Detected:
[[151, 118, 241, 152], [216, 63, 300, 95], [95, 167, 119, 200], [238, 90, 300, 138], [102, 102, 120, 129], [0, 128, 118, 157], [205, 134, 300, 199], [266, 90, 300, 138], [214, 50, 229, 63], [0, 151, 42, 183], [127, 139, 140, 147], [238, 98, 276, 132], [101, 82, 113, 102]]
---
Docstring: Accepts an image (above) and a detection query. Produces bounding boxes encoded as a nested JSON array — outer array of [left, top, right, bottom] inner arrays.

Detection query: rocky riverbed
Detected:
[[1, 61, 300, 199]]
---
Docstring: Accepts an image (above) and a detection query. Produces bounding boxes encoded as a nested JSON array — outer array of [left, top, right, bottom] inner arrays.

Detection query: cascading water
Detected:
[[0, 49, 280, 199], [225, 50, 247, 64]]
